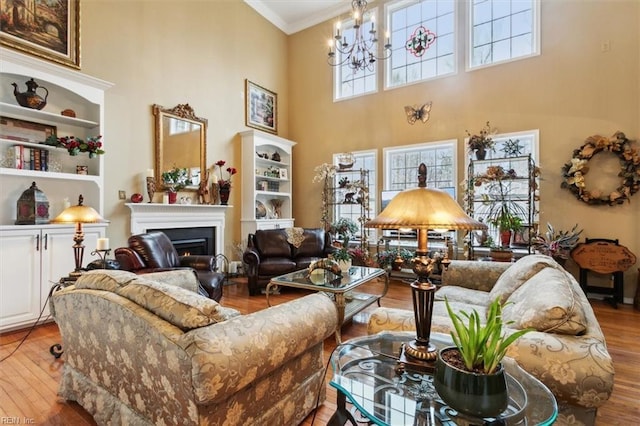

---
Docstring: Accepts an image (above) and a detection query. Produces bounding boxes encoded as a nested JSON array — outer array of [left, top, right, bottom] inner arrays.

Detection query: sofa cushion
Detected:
[[75, 269, 139, 292], [116, 278, 238, 331], [489, 255, 561, 303], [254, 229, 292, 258], [293, 229, 325, 258], [435, 286, 492, 306], [138, 269, 200, 293], [502, 268, 587, 335]]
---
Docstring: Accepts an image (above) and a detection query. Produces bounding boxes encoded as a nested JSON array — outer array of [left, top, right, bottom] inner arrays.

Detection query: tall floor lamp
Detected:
[[50, 195, 105, 281], [366, 164, 487, 369]]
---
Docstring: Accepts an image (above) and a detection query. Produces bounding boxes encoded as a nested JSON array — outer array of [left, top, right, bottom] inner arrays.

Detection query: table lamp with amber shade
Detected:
[[366, 164, 487, 369], [50, 195, 105, 281]]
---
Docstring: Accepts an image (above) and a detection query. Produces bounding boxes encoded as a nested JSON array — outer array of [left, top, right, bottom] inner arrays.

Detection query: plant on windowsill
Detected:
[[434, 297, 534, 418]]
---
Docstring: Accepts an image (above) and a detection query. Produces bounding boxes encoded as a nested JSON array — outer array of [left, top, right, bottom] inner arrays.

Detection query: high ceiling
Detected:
[[245, 0, 350, 35]]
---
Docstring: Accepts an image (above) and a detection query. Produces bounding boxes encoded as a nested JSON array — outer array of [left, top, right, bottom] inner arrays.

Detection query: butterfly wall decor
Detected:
[[404, 102, 432, 125]]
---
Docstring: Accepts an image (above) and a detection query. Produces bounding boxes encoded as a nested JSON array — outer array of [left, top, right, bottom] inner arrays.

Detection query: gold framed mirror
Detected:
[[153, 103, 207, 192]]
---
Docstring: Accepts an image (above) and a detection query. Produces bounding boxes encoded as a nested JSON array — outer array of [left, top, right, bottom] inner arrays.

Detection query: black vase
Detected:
[[475, 147, 487, 160], [219, 185, 231, 205], [434, 347, 508, 418]]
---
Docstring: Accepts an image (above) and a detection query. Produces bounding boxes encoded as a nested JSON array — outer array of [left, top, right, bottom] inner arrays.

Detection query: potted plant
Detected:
[[434, 297, 534, 418], [329, 217, 359, 272], [474, 165, 526, 248], [466, 121, 495, 160], [162, 166, 191, 203], [531, 223, 582, 264]]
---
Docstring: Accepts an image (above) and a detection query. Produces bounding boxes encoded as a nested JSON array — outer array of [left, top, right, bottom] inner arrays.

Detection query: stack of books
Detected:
[[12, 145, 50, 171]]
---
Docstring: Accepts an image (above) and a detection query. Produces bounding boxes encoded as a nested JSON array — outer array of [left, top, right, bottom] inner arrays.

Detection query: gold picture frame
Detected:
[[0, 0, 81, 69], [245, 79, 277, 134]]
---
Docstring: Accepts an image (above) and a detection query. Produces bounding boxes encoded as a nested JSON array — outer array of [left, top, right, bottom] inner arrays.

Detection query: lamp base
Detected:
[[399, 342, 437, 374]]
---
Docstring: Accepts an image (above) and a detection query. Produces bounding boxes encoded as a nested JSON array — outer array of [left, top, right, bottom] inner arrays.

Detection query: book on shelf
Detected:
[[11, 144, 50, 171]]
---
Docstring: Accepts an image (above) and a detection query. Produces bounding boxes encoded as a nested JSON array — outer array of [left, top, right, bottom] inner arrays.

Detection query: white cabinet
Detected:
[[0, 49, 112, 331], [0, 224, 106, 332], [0, 48, 112, 222], [239, 130, 296, 238]]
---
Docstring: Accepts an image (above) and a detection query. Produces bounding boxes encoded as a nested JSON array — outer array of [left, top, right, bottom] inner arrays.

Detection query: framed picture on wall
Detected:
[[278, 168, 288, 180], [0, 0, 81, 69], [245, 79, 277, 134]]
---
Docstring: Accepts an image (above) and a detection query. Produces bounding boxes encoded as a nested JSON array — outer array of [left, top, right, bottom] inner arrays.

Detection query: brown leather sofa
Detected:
[[243, 228, 336, 296], [114, 231, 225, 301]]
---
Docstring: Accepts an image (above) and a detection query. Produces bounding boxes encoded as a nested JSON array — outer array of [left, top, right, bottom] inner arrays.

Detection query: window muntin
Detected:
[[385, 0, 456, 89], [469, 0, 539, 69]]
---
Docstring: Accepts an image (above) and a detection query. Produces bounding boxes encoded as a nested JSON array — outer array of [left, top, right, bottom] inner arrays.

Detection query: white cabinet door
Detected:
[[0, 229, 41, 331]]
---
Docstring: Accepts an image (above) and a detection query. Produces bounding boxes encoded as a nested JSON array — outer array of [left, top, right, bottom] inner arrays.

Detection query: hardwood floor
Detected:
[[1, 277, 638, 425]]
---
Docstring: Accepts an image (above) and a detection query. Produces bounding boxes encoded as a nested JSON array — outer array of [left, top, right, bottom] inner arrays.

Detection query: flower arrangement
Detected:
[[161, 166, 191, 192], [531, 223, 582, 260], [329, 217, 359, 261], [375, 248, 414, 269], [466, 121, 495, 155], [48, 135, 105, 158], [214, 160, 237, 188]]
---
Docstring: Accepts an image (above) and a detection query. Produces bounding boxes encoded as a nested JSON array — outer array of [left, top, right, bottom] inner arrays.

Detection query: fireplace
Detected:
[[125, 203, 228, 268], [150, 227, 215, 256]]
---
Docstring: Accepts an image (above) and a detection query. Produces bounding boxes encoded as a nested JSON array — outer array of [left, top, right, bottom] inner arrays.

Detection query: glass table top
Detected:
[[270, 266, 386, 293], [330, 331, 558, 426]]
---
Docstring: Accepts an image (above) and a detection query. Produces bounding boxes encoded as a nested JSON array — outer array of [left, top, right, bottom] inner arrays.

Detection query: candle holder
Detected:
[[146, 177, 156, 203], [91, 249, 112, 269]]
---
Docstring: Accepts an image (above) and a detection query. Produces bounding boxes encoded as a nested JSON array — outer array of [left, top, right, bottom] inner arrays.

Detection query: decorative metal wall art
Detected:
[[406, 26, 436, 57], [404, 102, 432, 125]]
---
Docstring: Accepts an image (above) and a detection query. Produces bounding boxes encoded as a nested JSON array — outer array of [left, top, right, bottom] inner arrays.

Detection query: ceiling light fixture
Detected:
[[327, 0, 391, 72]]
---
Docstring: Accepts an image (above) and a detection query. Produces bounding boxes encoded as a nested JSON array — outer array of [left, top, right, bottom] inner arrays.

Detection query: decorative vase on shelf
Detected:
[[146, 177, 156, 203], [219, 184, 231, 205], [475, 147, 487, 160], [337, 259, 352, 273], [168, 191, 177, 204], [11, 78, 49, 110]]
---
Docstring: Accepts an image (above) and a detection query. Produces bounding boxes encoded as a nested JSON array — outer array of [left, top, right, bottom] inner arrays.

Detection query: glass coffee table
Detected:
[[329, 331, 558, 426], [267, 266, 388, 343]]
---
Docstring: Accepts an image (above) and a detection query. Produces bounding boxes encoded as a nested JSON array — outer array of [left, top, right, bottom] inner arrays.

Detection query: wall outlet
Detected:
[[118, 190, 126, 200]]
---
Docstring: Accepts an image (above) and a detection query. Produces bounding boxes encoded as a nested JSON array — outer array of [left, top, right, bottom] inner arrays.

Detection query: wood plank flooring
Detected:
[[0, 277, 638, 425]]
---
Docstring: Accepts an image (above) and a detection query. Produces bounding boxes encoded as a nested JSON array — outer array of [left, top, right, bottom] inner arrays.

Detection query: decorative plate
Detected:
[[255, 200, 267, 218]]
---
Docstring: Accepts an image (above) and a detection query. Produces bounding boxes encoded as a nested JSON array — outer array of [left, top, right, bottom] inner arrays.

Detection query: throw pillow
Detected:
[[502, 267, 587, 335], [117, 278, 223, 331], [489, 254, 561, 303]]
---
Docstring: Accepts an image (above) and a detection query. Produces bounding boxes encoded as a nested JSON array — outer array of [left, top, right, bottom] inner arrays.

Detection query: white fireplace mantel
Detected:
[[125, 203, 229, 257]]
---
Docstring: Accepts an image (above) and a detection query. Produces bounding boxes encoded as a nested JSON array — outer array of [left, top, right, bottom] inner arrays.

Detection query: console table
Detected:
[[329, 331, 558, 426]]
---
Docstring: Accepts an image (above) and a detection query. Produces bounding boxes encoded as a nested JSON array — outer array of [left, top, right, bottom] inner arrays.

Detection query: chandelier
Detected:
[[327, 0, 391, 73]]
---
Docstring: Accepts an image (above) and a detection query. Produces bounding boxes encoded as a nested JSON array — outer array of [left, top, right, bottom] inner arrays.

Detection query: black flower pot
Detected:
[[434, 347, 508, 418]]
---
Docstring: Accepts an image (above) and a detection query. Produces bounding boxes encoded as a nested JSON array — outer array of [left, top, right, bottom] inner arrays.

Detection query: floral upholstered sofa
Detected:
[[367, 255, 614, 426], [51, 269, 338, 426]]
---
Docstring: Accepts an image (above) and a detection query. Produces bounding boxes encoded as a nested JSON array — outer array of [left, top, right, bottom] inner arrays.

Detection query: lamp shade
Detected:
[[366, 186, 487, 231], [50, 195, 104, 224]]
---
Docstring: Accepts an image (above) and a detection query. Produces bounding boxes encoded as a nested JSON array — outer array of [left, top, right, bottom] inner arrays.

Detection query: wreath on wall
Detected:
[[561, 131, 640, 206]]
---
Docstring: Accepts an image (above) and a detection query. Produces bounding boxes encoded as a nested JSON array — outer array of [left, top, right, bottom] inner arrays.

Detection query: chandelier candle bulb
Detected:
[[146, 169, 154, 178], [97, 238, 109, 251]]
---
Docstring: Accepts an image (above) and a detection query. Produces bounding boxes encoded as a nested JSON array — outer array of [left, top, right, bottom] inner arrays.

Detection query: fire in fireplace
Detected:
[[149, 227, 215, 256]]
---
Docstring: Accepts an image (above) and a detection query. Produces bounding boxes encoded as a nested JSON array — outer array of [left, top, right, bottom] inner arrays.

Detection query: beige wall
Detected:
[[288, 0, 640, 298], [80, 0, 289, 255]]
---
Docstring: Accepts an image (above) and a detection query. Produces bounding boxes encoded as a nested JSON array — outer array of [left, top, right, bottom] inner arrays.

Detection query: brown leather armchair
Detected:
[[114, 231, 224, 301], [243, 228, 336, 296]]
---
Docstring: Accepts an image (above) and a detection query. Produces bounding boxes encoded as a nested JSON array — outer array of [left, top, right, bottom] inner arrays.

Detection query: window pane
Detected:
[[469, 0, 537, 69], [386, 0, 456, 89]]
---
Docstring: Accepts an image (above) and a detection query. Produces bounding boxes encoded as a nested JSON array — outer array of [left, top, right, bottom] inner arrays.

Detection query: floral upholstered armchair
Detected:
[[51, 269, 337, 425]]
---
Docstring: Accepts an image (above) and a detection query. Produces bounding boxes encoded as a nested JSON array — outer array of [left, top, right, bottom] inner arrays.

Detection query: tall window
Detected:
[[333, 11, 379, 101], [469, 0, 539, 69], [385, 0, 456, 89], [384, 141, 456, 193], [332, 150, 377, 243]]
